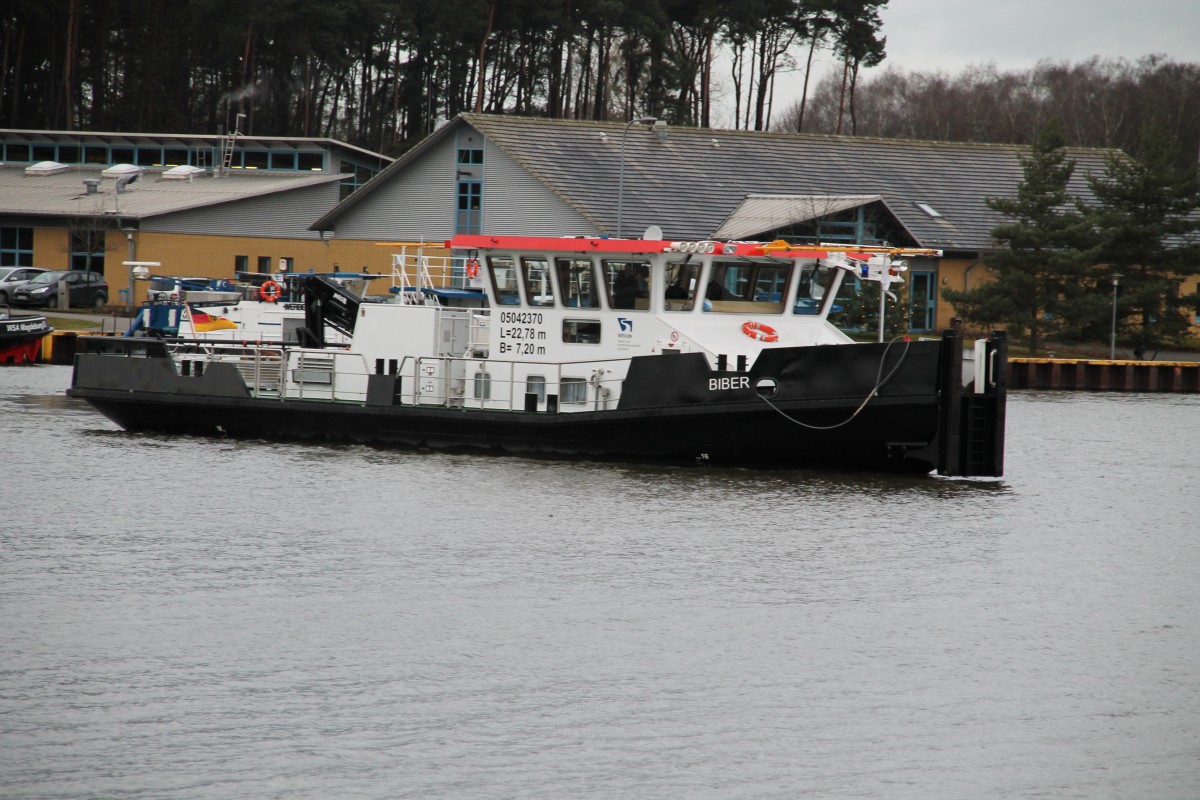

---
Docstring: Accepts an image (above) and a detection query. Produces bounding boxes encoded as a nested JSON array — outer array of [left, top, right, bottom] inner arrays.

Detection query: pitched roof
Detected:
[[712, 194, 887, 240], [312, 113, 1119, 251], [0, 164, 343, 220]]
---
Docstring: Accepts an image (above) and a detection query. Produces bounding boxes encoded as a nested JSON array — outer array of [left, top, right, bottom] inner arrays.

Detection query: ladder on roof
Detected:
[[219, 114, 244, 176]]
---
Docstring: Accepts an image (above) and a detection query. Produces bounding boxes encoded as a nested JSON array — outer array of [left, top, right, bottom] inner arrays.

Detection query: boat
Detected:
[[67, 234, 1007, 475], [0, 305, 53, 364]]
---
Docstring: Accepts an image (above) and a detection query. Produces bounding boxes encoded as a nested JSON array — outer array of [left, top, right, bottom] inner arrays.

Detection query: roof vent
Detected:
[[163, 164, 207, 181], [102, 163, 143, 179], [26, 160, 70, 176], [915, 202, 942, 218], [83, 178, 101, 194]]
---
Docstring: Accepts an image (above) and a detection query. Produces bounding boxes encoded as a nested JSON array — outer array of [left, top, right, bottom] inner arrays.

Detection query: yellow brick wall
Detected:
[[932, 256, 992, 331], [32, 227, 71, 268], [100, 232, 446, 304]]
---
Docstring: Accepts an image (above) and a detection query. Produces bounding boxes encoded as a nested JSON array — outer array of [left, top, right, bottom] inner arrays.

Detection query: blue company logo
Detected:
[[618, 317, 633, 332]]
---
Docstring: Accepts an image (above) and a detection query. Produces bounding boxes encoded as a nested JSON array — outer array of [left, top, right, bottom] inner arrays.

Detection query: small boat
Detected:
[[68, 234, 1008, 475], [0, 305, 53, 364]]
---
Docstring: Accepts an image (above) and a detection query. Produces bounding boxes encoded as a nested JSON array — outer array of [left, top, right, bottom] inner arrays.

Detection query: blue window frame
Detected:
[[456, 180, 482, 234], [0, 227, 34, 267]]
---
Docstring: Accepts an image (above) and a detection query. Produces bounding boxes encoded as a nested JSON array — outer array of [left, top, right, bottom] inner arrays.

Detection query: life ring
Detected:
[[741, 320, 779, 343], [465, 257, 480, 280], [258, 280, 281, 303]]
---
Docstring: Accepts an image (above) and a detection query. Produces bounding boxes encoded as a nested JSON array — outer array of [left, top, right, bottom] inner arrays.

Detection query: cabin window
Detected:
[[487, 256, 520, 305], [601, 259, 651, 310], [562, 319, 601, 344], [473, 371, 492, 400], [703, 261, 788, 314], [664, 260, 697, 311], [521, 257, 554, 306], [792, 262, 838, 315], [560, 377, 587, 405], [556, 258, 599, 308], [527, 375, 546, 403]]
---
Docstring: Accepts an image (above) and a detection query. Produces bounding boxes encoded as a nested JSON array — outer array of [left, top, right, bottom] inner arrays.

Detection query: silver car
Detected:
[[0, 267, 47, 304]]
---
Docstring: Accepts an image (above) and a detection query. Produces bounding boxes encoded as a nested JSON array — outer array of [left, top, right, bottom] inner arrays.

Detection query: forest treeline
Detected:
[[3, 0, 1198, 167]]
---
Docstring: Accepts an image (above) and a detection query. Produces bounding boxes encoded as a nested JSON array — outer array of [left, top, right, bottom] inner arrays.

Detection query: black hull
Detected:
[[68, 332, 1007, 475]]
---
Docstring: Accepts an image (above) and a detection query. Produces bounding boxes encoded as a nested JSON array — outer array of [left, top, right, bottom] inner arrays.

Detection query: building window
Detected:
[[456, 180, 482, 234], [257, 256, 271, 273], [474, 371, 491, 400], [0, 227, 34, 267], [457, 148, 483, 165], [560, 377, 587, 404], [70, 229, 106, 273], [4, 143, 30, 162], [235, 255, 248, 273], [298, 152, 324, 171]]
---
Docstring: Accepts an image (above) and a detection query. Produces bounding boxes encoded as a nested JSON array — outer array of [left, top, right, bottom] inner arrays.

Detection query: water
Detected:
[[2, 365, 1197, 799]]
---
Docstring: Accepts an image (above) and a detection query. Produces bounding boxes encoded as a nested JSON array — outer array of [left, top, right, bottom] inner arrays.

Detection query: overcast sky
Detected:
[[718, 0, 1199, 127], [875, 0, 1199, 75]]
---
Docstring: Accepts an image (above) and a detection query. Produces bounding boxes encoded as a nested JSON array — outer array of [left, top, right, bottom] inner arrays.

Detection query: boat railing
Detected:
[[395, 354, 629, 412], [389, 244, 474, 302]]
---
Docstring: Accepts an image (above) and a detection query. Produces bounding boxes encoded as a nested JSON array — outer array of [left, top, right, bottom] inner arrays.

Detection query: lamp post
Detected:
[[616, 116, 657, 239], [1110, 273, 1123, 360], [122, 228, 137, 313]]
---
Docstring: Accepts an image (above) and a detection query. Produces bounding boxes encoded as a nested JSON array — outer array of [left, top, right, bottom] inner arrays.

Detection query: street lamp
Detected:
[[616, 116, 662, 239], [1110, 273, 1123, 360], [122, 228, 137, 313]]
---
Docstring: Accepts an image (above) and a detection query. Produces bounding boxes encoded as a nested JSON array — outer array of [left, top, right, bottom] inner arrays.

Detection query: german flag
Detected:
[[188, 307, 238, 332]]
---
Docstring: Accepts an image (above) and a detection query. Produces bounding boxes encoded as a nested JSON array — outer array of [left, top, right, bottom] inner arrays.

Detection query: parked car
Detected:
[[0, 267, 47, 304], [12, 270, 108, 309]]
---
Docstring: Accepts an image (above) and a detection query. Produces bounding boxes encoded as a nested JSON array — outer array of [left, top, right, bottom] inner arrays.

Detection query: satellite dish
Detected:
[[642, 225, 663, 241]]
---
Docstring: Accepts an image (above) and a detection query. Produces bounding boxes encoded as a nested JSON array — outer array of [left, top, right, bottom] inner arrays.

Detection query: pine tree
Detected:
[[1086, 125, 1200, 353], [943, 119, 1098, 355]]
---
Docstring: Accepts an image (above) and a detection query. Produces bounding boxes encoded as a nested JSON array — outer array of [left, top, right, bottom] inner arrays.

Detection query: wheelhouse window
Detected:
[[792, 261, 838, 315], [487, 256, 520, 305], [556, 258, 599, 308], [601, 259, 650, 310], [664, 260, 697, 311], [703, 261, 788, 313], [521, 257, 554, 306], [560, 377, 587, 405], [562, 319, 601, 344]]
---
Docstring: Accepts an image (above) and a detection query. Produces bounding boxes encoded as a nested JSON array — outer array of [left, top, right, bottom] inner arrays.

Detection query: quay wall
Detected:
[[1009, 358, 1200, 393]]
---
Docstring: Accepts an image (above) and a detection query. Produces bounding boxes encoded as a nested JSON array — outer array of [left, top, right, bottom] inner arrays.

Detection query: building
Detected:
[[315, 113, 1188, 335], [0, 128, 392, 305]]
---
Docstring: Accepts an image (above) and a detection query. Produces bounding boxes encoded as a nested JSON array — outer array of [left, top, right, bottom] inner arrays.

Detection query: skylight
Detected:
[[102, 163, 142, 178], [26, 161, 70, 176], [915, 202, 942, 218]]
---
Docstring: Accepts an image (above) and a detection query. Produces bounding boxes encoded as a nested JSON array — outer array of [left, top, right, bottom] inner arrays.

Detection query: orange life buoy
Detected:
[[741, 320, 779, 343], [259, 280, 281, 303], [465, 257, 480, 279]]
